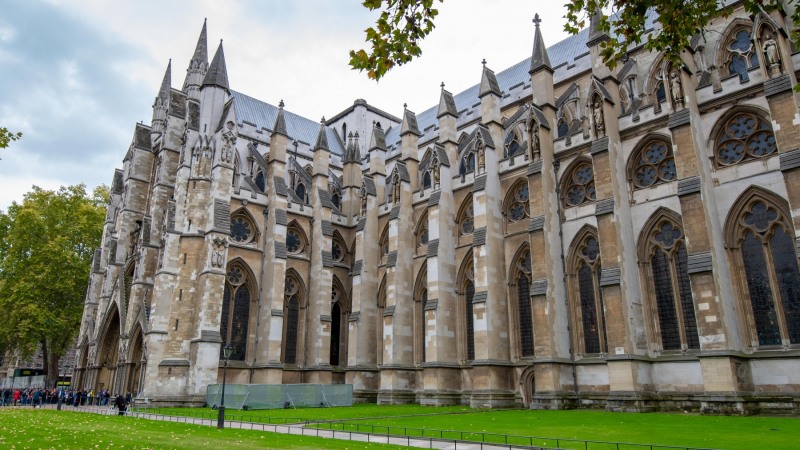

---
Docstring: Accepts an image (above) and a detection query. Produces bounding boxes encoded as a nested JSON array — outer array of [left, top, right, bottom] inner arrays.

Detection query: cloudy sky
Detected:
[[0, 0, 572, 210]]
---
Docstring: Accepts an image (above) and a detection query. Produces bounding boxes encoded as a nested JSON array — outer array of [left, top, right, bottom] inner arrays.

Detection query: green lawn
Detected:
[[140, 404, 800, 449], [0, 408, 402, 449]]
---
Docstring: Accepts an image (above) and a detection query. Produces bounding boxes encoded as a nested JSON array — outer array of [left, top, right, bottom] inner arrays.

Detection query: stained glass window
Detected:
[[286, 228, 303, 254], [254, 171, 265, 192], [421, 289, 428, 363], [465, 280, 475, 360], [423, 171, 432, 189], [295, 183, 308, 204], [505, 130, 521, 158], [506, 183, 530, 223], [330, 301, 341, 366], [332, 239, 344, 262], [632, 139, 677, 189], [284, 296, 300, 364], [331, 193, 340, 209], [518, 275, 534, 357], [575, 235, 606, 355], [220, 285, 231, 359], [716, 113, 776, 166], [565, 162, 596, 207], [558, 119, 569, 138], [220, 264, 251, 361], [726, 30, 759, 82], [230, 214, 255, 243], [652, 249, 681, 350], [459, 203, 474, 236]]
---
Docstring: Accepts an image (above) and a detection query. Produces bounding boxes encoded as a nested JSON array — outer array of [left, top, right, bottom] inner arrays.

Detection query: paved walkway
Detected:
[[39, 404, 537, 450]]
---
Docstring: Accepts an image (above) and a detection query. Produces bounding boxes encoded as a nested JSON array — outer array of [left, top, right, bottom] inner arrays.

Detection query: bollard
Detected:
[[57, 397, 62, 411]]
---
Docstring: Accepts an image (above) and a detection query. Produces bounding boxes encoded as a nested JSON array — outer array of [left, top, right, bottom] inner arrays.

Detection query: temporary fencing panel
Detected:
[[206, 383, 353, 410]]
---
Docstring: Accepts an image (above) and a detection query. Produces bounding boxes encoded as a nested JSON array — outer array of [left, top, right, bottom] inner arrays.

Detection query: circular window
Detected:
[[565, 162, 596, 207], [230, 215, 255, 243], [332, 240, 344, 262], [286, 229, 303, 254]]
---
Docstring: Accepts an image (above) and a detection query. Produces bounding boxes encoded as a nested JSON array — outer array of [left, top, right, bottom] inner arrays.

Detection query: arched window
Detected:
[[254, 170, 265, 192], [562, 160, 597, 208], [379, 225, 389, 263], [505, 181, 530, 223], [557, 118, 569, 138], [727, 191, 800, 348], [286, 224, 306, 255], [570, 231, 607, 355], [724, 28, 759, 82], [630, 137, 677, 189], [460, 152, 476, 176], [330, 280, 347, 367], [414, 265, 428, 365], [331, 193, 341, 209], [459, 255, 476, 361], [512, 248, 534, 357], [422, 171, 432, 189], [221, 263, 252, 361], [639, 213, 699, 352], [715, 111, 776, 167], [230, 210, 257, 244], [283, 272, 303, 365], [457, 197, 474, 236], [331, 236, 346, 263], [295, 182, 308, 205], [504, 128, 521, 158]]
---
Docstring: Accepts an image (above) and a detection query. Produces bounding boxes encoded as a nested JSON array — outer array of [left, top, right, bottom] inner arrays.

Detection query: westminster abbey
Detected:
[[75, 4, 800, 413]]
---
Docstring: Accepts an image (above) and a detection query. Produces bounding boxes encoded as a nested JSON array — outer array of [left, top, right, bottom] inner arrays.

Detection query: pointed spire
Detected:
[[369, 122, 387, 152], [193, 19, 209, 63], [530, 14, 553, 75], [400, 105, 421, 137], [437, 82, 458, 118], [587, 7, 610, 48], [272, 99, 288, 137], [314, 117, 329, 152], [479, 61, 502, 98], [203, 40, 229, 91], [158, 60, 172, 100]]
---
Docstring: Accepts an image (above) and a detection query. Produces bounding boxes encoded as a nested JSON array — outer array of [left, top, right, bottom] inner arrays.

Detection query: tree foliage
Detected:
[[350, 0, 799, 80], [1, 127, 22, 159], [0, 185, 106, 382]]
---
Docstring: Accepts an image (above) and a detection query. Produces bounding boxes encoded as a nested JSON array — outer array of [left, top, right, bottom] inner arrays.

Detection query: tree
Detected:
[[350, 0, 799, 80], [0, 127, 22, 159], [0, 184, 106, 386]]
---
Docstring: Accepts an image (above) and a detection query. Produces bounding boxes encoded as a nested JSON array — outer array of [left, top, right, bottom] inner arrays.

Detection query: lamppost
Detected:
[[217, 343, 233, 429]]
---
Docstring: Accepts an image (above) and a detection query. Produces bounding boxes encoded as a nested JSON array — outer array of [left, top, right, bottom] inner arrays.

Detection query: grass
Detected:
[[0, 408, 403, 449], [144, 404, 800, 449]]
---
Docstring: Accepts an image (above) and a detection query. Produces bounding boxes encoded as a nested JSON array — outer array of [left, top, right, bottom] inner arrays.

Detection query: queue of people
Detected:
[[1, 387, 133, 413]]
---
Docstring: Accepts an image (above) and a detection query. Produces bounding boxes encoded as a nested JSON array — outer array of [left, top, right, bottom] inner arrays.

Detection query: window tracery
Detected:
[[571, 233, 607, 355], [283, 272, 302, 365], [641, 216, 700, 352], [286, 226, 305, 254], [505, 182, 530, 223], [514, 248, 534, 357], [563, 161, 596, 207], [715, 111, 776, 167], [458, 202, 474, 236], [230, 212, 256, 244], [220, 263, 252, 361], [730, 196, 800, 347], [725, 28, 759, 82], [630, 138, 677, 189]]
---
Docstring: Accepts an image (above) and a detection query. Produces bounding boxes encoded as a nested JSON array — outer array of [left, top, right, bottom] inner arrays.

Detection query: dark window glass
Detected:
[[332, 240, 343, 261], [423, 171, 432, 189], [770, 228, 800, 343], [231, 216, 253, 243], [296, 183, 307, 204], [505, 131, 520, 157], [465, 280, 475, 360], [579, 264, 600, 354], [330, 301, 341, 366], [675, 244, 700, 349], [742, 232, 781, 346], [231, 285, 249, 360], [286, 229, 302, 254], [717, 113, 775, 166], [633, 140, 677, 189], [331, 194, 340, 209], [284, 296, 300, 364], [255, 171, 265, 192], [558, 119, 569, 138], [518, 276, 534, 357], [729, 55, 749, 82], [421, 289, 428, 363], [220, 284, 231, 359], [565, 163, 596, 207], [652, 249, 681, 351], [656, 82, 666, 104]]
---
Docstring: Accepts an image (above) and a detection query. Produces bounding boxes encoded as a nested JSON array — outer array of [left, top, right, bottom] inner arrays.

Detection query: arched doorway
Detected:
[[126, 327, 144, 395], [96, 309, 120, 393], [520, 366, 536, 409]]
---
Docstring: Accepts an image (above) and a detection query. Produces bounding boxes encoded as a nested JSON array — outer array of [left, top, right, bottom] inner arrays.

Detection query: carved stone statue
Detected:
[[592, 98, 605, 138], [762, 32, 782, 76], [476, 135, 486, 173], [530, 124, 540, 161], [210, 236, 227, 268], [360, 184, 368, 216], [670, 72, 684, 109], [392, 174, 401, 203], [432, 159, 440, 186]]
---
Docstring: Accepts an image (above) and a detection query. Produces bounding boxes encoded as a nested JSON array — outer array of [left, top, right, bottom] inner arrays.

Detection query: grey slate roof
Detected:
[[203, 41, 229, 91], [231, 91, 344, 156]]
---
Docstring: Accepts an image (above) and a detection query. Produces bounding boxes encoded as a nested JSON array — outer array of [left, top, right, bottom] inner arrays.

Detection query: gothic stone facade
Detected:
[[75, 6, 800, 413]]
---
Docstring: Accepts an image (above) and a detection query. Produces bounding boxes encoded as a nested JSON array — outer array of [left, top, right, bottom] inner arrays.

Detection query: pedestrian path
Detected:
[[42, 404, 538, 449]]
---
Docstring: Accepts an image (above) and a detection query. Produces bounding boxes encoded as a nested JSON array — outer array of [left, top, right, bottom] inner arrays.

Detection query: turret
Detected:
[[151, 60, 171, 135], [529, 14, 554, 106]]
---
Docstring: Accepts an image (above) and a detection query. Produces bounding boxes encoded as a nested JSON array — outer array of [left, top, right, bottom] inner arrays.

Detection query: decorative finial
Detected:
[[320, 116, 325, 124], [219, 39, 223, 44], [440, 82, 445, 90], [279, 99, 284, 109], [482, 58, 487, 66], [533, 14, 541, 27], [404, 102, 407, 109]]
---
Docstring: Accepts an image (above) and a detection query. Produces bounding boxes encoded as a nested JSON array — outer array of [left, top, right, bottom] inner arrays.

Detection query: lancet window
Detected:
[[221, 263, 252, 361]]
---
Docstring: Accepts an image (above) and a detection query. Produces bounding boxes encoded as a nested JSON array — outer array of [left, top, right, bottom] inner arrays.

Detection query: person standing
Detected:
[[114, 393, 127, 416], [13, 389, 20, 406]]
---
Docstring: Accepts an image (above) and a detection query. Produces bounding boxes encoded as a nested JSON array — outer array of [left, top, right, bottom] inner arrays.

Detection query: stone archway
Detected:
[[126, 328, 144, 396], [95, 310, 120, 394], [520, 366, 536, 409]]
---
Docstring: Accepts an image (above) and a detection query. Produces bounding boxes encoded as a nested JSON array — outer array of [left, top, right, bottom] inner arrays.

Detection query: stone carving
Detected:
[[210, 236, 228, 268], [392, 173, 401, 204], [529, 122, 540, 161], [432, 156, 441, 188], [670, 71, 684, 109], [762, 32, 782, 76], [360, 183, 368, 216], [476, 133, 486, 173], [592, 98, 605, 138], [220, 121, 237, 164]]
